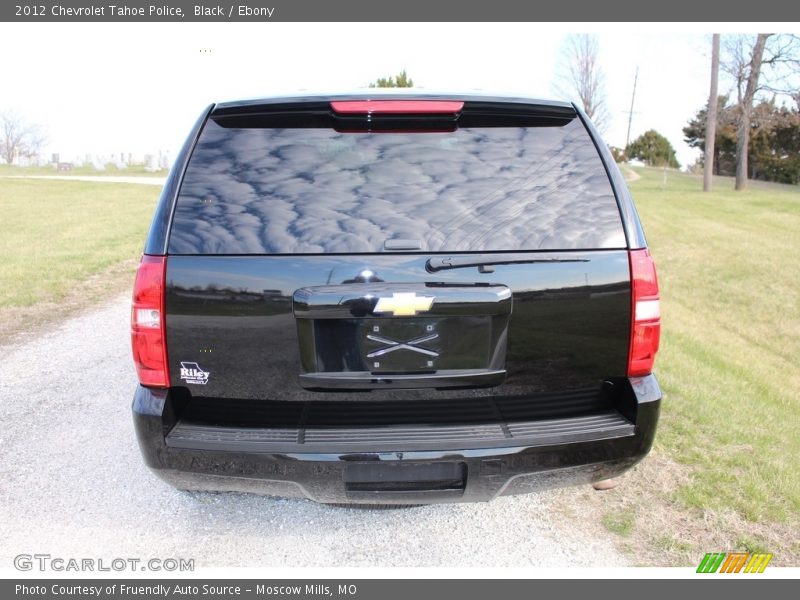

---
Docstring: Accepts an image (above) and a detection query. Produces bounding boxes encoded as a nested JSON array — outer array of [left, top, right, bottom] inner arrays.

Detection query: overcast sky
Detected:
[[0, 22, 795, 167]]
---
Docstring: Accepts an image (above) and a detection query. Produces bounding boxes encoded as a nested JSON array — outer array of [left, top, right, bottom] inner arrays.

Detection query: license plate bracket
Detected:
[[360, 316, 491, 373], [293, 283, 511, 390]]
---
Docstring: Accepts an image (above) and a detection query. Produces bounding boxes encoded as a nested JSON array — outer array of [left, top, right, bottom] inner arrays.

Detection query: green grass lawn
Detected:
[[0, 178, 158, 310], [0, 163, 167, 177], [630, 167, 800, 526]]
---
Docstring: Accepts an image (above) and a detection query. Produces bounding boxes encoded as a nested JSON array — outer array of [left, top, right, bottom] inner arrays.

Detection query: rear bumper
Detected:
[[132, 375, 661, 504]]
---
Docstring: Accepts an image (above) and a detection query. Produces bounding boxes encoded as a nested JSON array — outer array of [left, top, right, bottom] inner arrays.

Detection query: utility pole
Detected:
[[704, 34, 720, 192], [624, 67, 639, 152]]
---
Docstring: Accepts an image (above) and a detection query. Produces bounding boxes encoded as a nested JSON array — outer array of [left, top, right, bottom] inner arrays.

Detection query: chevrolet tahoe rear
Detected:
[[131, 92, 662, 504]]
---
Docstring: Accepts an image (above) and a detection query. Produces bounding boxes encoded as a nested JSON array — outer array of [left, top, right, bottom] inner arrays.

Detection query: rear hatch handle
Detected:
[[426, 255, 589, 273]]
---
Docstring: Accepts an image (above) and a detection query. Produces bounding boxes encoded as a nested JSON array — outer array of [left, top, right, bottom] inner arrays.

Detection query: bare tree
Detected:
[[725, 34, 770, 190], [553, 34, 610, 132], [0, 110, 45, 165], [759, 34, 800, 96], [721, 34, 800, 190], [704, 34, 721, 192]]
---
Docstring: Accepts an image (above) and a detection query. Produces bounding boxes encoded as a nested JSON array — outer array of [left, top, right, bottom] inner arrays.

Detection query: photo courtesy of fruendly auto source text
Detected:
[[0, 0, 798, 597]]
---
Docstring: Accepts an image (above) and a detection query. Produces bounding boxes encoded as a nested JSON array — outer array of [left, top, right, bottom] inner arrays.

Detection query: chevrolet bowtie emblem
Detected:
[[373, 292, 435, 316]]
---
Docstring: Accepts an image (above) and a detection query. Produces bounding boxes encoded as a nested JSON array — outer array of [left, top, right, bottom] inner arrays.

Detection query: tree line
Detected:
[[685, 95, 800, 185], [699, 34, 799, 190], [554, 33, 799, 190]]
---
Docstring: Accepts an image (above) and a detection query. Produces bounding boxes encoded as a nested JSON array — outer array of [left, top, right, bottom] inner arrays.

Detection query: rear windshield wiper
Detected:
[[426, 254, 590, 273]]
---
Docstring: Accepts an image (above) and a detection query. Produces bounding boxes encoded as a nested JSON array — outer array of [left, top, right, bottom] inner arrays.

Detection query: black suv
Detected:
[[131, 92, 661, 504]]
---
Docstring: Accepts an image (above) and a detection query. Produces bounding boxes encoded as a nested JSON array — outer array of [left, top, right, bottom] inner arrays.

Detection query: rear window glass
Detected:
[[168, 117, 625, 254]]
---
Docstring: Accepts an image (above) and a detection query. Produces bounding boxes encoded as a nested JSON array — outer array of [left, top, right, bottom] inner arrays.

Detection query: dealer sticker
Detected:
[[180, 362, 209, 385]]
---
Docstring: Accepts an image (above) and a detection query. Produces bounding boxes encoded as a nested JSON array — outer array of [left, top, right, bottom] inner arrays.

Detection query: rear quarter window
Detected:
[[168, 115, 625, 254]]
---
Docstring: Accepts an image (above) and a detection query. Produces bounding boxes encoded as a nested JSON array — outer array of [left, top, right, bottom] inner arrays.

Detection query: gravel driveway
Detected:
[[0, 294, 626, 568]]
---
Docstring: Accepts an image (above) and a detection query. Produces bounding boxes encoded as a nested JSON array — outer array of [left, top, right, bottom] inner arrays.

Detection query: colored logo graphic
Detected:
[[696, 552, 773, 573], [373, 293, 435, 317]]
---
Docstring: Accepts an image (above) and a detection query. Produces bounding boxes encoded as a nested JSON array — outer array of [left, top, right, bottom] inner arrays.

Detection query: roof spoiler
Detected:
[[210, 98, 576, 130]]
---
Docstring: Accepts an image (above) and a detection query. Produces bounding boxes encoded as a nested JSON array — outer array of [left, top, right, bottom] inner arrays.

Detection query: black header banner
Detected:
[[2, 0, 800, 22]]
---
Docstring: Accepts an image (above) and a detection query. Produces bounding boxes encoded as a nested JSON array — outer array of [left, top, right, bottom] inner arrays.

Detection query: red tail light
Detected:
[[628, 249, 661, 377], [131, 255, 170, 387]]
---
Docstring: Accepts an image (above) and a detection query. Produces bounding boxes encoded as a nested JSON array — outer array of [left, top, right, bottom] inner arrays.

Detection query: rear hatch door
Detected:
[[164, 97, 631, 405]]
